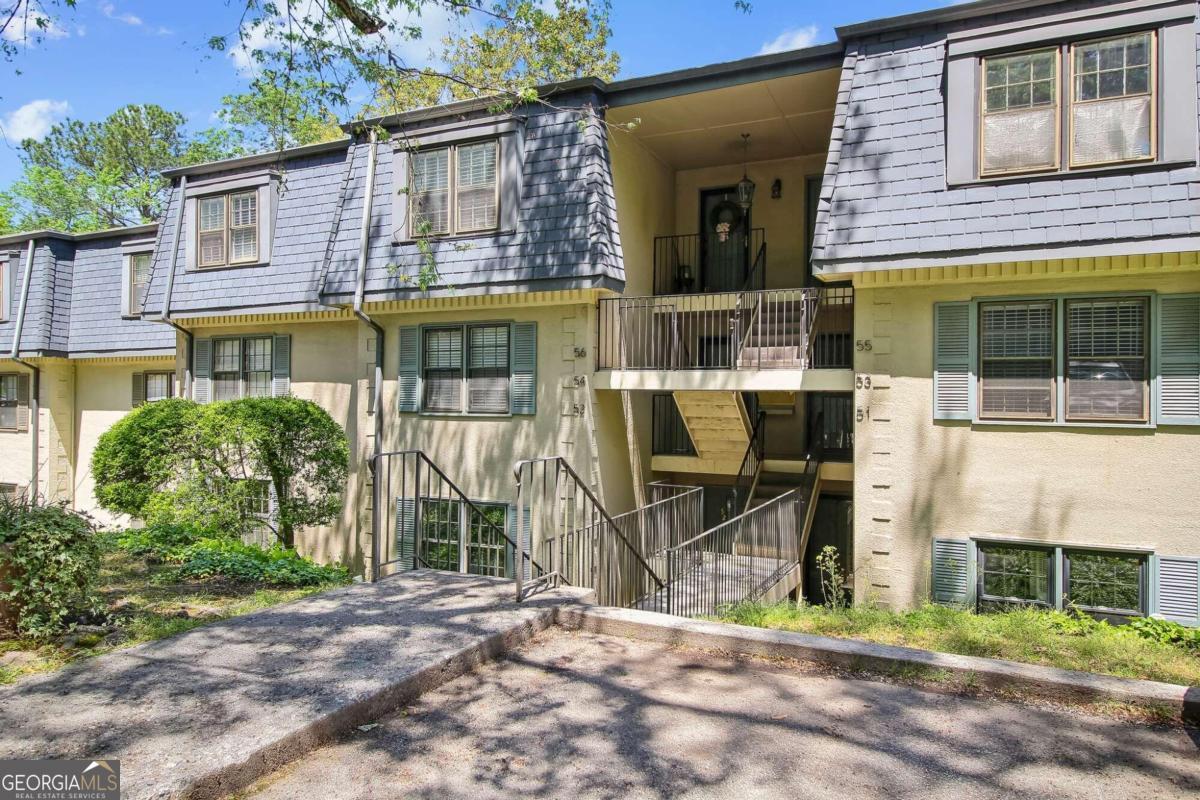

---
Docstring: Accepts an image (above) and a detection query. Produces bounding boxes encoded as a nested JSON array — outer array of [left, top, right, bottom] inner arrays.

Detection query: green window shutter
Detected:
[[194, 338, 213, 404], [933, 302, 972, 420], [510, 321, 537, 415], [15, 372, 30, 433], [396, 497, 416, 571], [931, 538, 975, 605], [1154, 555, 1199, 626], [131, 372, 145, 407], [1156, 294, 1200, 426], [397, 326, 420, 413], [272, 334, 292, 397]]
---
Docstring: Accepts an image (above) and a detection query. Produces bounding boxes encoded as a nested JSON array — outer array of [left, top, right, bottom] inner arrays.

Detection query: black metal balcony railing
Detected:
[[597, 286, 854, 372], [654, 229, 766, 295]]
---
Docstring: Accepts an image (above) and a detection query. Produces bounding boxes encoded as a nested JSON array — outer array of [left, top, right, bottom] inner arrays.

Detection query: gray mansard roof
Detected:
[[0, 226, 174, 359], [145, 86, 622, 319], [813, 0, 1200, 274]]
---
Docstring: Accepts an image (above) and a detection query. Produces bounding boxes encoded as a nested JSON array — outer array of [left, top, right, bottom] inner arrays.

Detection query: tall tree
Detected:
[[218, 72, 346, 153], [7, 104, 245, 232]]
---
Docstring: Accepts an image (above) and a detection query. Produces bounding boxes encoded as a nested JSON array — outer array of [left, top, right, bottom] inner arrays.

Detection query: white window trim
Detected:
[[969, 290, 1158, 430], [144, 371, 175, 403], [418, 322, 513, 417]]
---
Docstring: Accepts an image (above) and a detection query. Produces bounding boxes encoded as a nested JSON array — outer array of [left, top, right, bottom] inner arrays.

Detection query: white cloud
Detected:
[[758, 24, 821, 55], [99, 2, 142, 27], [2, 98, 70, 143], [1, 1, 69, 46]]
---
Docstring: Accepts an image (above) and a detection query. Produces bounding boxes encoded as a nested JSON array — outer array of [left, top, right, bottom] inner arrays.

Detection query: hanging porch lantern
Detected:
[[736, 133, 756, 210]]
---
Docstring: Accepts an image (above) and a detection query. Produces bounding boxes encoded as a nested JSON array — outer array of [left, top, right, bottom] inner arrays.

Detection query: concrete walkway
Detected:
[[244, 628, 1200, 800], [0, 571, 588, 800]]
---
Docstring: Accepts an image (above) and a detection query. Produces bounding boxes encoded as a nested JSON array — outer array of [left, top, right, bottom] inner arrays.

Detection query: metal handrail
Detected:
[[372, 449, 544, 577], [513, 456, 666, 603], [735, 411, 766, 514], [740, 241, 768, 292], [612, 484, 704, 558], [666, 486, 801, 555]]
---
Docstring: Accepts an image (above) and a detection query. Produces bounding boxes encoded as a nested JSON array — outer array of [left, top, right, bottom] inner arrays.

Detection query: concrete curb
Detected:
[[183, 598, 585, 800], [559, 605, 1200, 725]]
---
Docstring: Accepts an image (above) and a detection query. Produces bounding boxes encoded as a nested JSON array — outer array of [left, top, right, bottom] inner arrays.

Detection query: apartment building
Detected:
[[0, 0, 1196, 624]]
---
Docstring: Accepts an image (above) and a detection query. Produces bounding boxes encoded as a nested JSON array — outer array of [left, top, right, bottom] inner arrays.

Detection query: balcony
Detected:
[[594, 286, 853, 392]]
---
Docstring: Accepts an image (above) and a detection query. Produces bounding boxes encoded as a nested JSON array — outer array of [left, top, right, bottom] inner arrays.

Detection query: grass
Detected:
[[0, 542, 348, 685], [717, 601, 1200, 687]]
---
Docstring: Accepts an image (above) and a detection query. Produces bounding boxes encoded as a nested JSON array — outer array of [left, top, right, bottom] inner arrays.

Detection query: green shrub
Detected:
[[0, 497, 102, 638], [91, 398, 201, 518], [174, 538, 349, 587], [114, 522, 212, 561], [1128, 616, 1200, 652]]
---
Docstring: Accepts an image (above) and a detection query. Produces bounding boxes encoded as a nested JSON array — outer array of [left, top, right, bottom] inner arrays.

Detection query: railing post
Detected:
[[413, 456, 422, 571], [514, 464, 525, 602], [370, 453, 381, 583]]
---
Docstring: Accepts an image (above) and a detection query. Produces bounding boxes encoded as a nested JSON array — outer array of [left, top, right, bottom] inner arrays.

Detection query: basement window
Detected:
[[976, 543, 1054, 610]]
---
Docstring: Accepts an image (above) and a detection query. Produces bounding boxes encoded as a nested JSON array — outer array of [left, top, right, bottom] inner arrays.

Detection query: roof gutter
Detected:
[[351, 130, 386, 581], [9, 238, 40, 499]]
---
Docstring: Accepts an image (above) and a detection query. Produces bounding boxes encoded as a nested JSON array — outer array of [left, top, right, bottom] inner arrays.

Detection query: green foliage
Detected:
[[173, 539, 349, 587], [91, 398, 202, 518], [92, 397, 349, 549], [718, 601, 1200, 687], [1128, 616, 1200, 652], [5, 104, 245, 233], [0, 498, 101, 639], [113, 522, 211, 561], [219, 72, 346, 152]]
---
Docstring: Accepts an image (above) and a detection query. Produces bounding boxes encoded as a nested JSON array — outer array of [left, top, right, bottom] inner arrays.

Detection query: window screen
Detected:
[[980, 301, 1055, 420], [411, 148, 450, 235], [423, 327, 463, 412], [1065, 297, 1147, 422], [977, 544, 1053, 607], [1071, 33, 1154, 166], [467, 325, 509, 414], [981, 49, 1058, 175], [1065, 550, 1144, 614], [456, 142, 498, 232], [0, 374, 17, 429]]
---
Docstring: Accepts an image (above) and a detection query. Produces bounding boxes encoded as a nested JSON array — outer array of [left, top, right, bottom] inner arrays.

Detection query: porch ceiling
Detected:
[[606, 68, 840, 170]]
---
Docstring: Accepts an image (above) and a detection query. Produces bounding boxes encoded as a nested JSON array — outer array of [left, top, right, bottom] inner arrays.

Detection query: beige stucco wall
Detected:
[[673, 155, 826, 290], [608, 129, 674, 297], [853, 270, 1200, 609], [72, 357, 178, 528]]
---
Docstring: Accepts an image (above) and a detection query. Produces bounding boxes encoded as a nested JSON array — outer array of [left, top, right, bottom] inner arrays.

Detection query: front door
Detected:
[[699, 187, 750, 293]]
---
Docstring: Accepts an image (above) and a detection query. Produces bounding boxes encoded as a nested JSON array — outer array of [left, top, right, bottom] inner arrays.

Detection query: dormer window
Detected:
[[980, 49, 1060, 175], [1070, 33, 1154, 167], [198, 190, 259, 268], [410, 140, 499, 237], [129, 251, 152, 315]]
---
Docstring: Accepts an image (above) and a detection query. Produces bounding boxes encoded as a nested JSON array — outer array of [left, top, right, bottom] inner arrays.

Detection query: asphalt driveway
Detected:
[[244, 628, 1200, 800]]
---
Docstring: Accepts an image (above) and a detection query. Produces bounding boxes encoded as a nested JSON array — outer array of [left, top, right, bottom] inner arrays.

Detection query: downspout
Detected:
[[9, 238, 40, 499], [161, 175, 194, 398], [352, 130, 386, 581]]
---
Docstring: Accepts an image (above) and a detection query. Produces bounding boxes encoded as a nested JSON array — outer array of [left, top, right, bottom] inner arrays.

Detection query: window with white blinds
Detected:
[[979, 301, 1055, 420], [421, 324, 512, 415], [1065, 297, 1148, 422], [422, 327, 464, 412], [410, 139, 499, 237], [1071, 33, 1155, 167], [981, 49, 1059, 175], [0, 374, 19, 430]]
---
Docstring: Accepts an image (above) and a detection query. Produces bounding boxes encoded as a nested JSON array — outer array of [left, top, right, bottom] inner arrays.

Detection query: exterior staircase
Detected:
[[666, 391, 752, 474], [736, 302, 809, 369]]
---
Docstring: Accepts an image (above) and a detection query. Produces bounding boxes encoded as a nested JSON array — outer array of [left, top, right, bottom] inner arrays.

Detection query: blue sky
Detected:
[[0, 0, 958, 186]]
